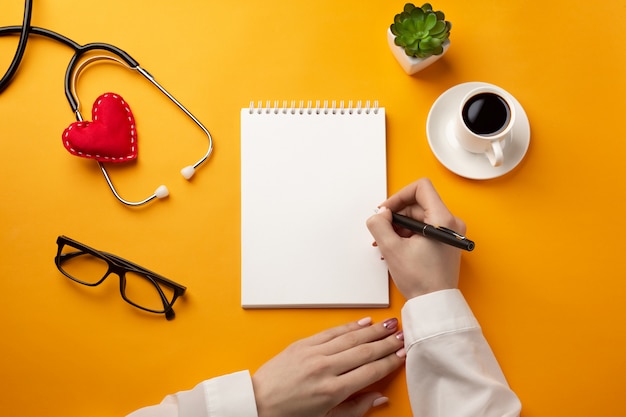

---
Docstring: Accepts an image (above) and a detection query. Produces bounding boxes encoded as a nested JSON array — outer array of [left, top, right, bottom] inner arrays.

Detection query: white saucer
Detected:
[[426, 82, 530, 180]]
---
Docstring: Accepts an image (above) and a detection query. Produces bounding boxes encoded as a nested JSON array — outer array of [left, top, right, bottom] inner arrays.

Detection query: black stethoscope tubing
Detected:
[[0, 0, 32, 94], [0, 24, 140, 111]]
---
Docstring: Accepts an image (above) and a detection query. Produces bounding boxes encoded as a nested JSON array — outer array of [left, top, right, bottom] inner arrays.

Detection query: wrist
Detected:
[[404, 285, 457, 300], [251, 374, 271, 417], [395, 272, 459, 301]]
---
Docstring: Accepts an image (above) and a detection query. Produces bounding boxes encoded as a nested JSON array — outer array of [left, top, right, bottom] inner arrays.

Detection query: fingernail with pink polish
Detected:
[[358, 317, 372, 326], [395, 331, 404, 341], [396, 348, 406, 358], [382, 318, 398, 331]]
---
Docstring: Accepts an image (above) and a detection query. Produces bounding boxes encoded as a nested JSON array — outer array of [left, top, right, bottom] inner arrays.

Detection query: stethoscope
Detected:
[[0, 0, 214, 206]]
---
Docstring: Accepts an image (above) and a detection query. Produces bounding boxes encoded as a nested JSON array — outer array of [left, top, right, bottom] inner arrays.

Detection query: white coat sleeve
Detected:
[[402, 289, 521, 417], [126, 370, 259, 417]]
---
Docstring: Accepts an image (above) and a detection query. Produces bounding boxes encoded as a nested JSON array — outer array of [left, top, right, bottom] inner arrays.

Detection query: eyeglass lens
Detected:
[[58, 243, 176, 313], [123, 270, 176, 311]]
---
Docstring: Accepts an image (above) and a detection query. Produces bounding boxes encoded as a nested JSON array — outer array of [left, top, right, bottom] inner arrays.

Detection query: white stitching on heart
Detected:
[[62, 93, 137, 161]]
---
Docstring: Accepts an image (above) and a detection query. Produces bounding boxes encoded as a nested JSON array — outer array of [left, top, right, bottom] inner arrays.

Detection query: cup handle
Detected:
[[486, 141, 504, 167]]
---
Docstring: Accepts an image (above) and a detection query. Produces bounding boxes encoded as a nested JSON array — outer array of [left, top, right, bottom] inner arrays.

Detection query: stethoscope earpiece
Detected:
[[180, 166, 196, 180], [155, 185, 169, 199]]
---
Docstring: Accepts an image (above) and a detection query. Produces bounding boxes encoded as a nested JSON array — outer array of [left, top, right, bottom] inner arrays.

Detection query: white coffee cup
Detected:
[[455, 86, 516, 167]]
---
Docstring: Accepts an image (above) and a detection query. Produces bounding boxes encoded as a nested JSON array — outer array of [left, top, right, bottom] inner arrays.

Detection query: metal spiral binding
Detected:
[[248, 100, 379, 115]]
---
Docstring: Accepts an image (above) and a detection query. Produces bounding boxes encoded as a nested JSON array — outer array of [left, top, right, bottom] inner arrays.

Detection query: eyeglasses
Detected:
[[55, 235, 186, 320]]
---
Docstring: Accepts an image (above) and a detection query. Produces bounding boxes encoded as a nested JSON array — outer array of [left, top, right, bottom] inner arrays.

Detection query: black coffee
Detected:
[[461, 93, 511, 136]]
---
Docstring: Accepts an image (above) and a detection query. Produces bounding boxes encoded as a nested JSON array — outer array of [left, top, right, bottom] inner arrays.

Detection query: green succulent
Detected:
[[390, 3, 451, 59]]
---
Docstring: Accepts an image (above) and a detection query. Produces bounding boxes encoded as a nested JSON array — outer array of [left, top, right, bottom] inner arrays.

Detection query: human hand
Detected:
[[251, 317, 405, 417], [366, 178, 466, 300]]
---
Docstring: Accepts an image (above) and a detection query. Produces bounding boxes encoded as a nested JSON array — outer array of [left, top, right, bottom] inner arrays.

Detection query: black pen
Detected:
[[391, 212, 475, 251]]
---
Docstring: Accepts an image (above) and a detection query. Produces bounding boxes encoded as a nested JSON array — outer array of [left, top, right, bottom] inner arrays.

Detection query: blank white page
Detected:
[[241, 102, 388, 308]]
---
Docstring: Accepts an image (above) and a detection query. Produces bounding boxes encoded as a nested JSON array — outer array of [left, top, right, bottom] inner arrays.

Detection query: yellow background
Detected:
[[1, 1, 625, 416]]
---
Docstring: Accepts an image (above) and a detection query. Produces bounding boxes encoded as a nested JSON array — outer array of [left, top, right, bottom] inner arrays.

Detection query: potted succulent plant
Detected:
[[388, 3, 451, 74]]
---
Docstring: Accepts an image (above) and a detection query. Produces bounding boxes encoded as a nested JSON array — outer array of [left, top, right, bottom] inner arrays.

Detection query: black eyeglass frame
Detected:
[[55, 235, 186, 320]]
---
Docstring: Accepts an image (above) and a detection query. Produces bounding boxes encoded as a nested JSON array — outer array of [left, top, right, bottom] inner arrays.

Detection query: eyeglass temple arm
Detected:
[[101, 251, 187, 292], [57, 238, 185, 292]]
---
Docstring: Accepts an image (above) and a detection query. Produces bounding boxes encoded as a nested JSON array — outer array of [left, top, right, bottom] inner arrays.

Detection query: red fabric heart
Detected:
[[62, 93, 137, 163]]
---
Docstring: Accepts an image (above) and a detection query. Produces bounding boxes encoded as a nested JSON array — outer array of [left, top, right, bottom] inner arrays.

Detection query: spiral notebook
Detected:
[[240, 100, 388, 308]]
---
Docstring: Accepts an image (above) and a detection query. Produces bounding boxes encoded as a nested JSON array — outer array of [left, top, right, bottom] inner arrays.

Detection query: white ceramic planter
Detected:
[[387, 28, 450, 75]]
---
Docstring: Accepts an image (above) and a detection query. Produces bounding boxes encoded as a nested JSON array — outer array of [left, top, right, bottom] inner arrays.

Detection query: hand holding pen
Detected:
[[390, 212, 474, 251], [366, 178, 468, 300]]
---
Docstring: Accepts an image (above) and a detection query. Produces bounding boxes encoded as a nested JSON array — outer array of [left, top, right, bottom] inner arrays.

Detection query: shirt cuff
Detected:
[[401, 289, 480, 351], [180, 370, 258, 417]]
